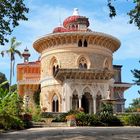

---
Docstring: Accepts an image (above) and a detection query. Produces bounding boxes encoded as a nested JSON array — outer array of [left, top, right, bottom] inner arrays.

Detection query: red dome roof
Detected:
[[53, 27, 68, 33], [63, 15, 89, 28]]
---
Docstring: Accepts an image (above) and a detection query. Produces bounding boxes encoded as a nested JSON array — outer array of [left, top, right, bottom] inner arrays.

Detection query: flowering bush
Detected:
[[66, 114, 76, 121]]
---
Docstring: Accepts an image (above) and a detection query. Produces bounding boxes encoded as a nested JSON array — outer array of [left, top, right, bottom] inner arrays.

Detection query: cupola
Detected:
[[22, 47, 31, 63]]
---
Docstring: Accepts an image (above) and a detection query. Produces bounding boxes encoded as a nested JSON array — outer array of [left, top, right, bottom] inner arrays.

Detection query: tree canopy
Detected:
[[0, 0, 29, 45], [0, 72, 9, 90], [108, 0, 140, 29], [131, 60, 140, 94]]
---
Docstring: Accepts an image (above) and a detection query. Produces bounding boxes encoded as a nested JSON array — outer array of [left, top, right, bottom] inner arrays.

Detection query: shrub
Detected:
[[90, 114, 102, 126], [0, 84, 25, 130], [117, 114, 130, 126], [76, 112, 91, 126], [0, 111, 24, 130], [52, 113, 67, 122], [99, 113, 123, 126], [21, 113, 32, 128], [31, 106, 41, 122], [127, 114, 140, 126], [41, 112, 54, 118]]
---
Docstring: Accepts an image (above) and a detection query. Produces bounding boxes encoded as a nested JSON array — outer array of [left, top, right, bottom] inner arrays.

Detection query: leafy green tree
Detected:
[[0, 0, 29, 45], [0, 72, 9, 90], [125, 98, 140, 112], [108, 0, 140, 29], [10, 84, 17, 92], [0, 82, 24, 130], [131, 61, 140, 94], [1, 37, 22, 92], [131, 98, 140, 109], [33, 86, 41, 106]]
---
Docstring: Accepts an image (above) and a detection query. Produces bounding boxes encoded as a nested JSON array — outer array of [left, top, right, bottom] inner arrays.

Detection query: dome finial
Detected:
[[73, 8, 79, 16]]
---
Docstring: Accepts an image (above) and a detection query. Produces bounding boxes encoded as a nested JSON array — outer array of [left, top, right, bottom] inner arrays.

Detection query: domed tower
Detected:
[[33, 9, 130, 114], [22, 47, 31, 63]]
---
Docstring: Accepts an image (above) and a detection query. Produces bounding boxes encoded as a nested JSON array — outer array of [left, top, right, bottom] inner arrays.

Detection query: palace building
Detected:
[[17, 9, 131, 113]]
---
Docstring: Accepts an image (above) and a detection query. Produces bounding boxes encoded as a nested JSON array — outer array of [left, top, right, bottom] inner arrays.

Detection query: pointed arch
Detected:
[[78, 39, 82, 47], [49, 56, 60, 76], [84, 39, 88, 47], [82, 86, 92, 94], [52, 94, 59, 112], [103, 58, 110, 70], [76, 55, 91, 69], [72, 89, 79, 110]]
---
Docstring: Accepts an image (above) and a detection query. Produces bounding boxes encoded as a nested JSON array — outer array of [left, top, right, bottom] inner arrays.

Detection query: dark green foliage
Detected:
[[125, 98, 140, 112], [0, 72, 9, 90], [128, 0, 140, 29], [100, 103, 113, 114], [66, 109, 80, 115], [0, 112, 24, 130], [131, 98, 140, 108], [107, 0, 116, 18], [52, 113, 67, 122], [107, 0, 140, 29], [33, 86, 40, 106], [131, 61, 140, 86], [99, 113, 123, 126], [0, 0, 29, 45], [41, 112, 54, 118], [76, 112, 92, 126], [98, 103, 123, 126], [10, 84, 17, 92], [20, 113, 32, 128], [0, 83, 24, 130], [31, 106, 41, 122], [118, 114, 130, 126], [127, 114, 140, 126], [90, 114, 102, 126]]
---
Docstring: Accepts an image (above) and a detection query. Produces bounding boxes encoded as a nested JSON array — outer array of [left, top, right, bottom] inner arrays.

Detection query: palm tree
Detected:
[[1, 37, 22, 93]]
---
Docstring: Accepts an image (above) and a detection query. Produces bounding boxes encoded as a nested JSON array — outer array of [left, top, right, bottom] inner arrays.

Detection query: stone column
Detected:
[[93, 98, 96, 114], [70, 96, 72, 110], [122, 104, 125, 113], [79, 97, 82, 108]]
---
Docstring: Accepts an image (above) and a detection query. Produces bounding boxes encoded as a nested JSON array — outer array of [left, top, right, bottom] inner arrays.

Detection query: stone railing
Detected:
[[18, 78, 40, 85]]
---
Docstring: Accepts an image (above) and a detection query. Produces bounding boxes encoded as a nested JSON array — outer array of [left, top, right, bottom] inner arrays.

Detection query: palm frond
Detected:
[[15, 50, 22, 58], [11, 37, 16, 46]]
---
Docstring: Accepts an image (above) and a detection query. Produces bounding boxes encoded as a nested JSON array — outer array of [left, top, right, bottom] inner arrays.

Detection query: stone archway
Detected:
[[81, 92, 93, 114], [72, 90, 79, 110]]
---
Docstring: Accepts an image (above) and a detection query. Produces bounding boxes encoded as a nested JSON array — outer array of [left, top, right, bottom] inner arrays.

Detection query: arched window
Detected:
[[104, 59, 109, 70], [51, 58, 59, 76], [84, 40, 88, 47], [84, 63, 87, 69], [52, 95, 59, 112], [78, 57, 87, 69], [53, 65, 56, 75], [78, 40, 82, 47]]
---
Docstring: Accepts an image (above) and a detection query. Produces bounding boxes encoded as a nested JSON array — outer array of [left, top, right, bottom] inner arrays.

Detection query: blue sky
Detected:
[[0, 0, 139, 107]]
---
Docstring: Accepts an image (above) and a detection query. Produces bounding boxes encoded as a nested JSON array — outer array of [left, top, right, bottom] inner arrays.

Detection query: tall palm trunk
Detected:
[[9, 53, 12, 93]]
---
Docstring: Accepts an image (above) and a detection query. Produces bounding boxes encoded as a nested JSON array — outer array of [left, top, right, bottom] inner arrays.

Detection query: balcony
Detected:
[[18, 78, 40, 85], [54, 68, 114, 82]]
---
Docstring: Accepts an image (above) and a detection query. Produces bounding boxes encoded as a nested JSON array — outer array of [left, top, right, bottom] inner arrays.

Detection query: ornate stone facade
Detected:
[[17, 9, 131, 113]]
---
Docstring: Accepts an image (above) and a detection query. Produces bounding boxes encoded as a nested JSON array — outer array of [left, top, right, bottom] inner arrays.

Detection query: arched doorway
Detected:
[[72, 94, 79, 110], [81, 92, 93, 113], [72, 90, 79, 110], [52, 95, 59, 112]]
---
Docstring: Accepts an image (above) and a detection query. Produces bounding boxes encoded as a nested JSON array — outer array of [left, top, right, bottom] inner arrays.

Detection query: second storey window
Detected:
[[78, 57, 87, 69]]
